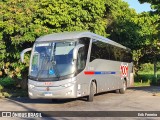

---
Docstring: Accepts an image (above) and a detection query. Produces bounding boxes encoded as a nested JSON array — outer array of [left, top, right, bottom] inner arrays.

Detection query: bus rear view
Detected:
[[21, 31, 134, 102]]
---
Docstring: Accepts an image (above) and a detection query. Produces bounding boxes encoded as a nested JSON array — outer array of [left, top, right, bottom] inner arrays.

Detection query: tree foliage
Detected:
[[106, 0, 159, 73], [0, 0, 160, 87], [138, 0, 160, 40], [1, 0, 108, 78]]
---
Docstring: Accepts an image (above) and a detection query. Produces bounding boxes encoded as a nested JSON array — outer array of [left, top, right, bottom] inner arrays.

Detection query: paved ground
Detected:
[[0, 86, 160, 120]]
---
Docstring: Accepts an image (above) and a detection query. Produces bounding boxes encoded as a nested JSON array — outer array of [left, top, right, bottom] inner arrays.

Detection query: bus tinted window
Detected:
[[90, 39, 132, 62], [77, 37, 90, 73], [109, 45, 116, 61], [123, 50, 132, 62], [90, 40, 100, 61], [90, 40, 110, 61]]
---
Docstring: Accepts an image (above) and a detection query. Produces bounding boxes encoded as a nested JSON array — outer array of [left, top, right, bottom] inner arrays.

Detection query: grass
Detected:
[[134, 71, 160, 87], [134, 81, 150, 87]]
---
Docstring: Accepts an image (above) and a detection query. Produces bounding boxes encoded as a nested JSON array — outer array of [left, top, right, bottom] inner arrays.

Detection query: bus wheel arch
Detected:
[[92, 79, 97, 94], [87, 79, 97, 102], [119, 78, 127, 94]]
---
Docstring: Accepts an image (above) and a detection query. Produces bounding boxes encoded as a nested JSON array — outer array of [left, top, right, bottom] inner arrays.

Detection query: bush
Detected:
[[140, 63, 154, 72], [2, 92, 11, 98], [0, 93, 4, 98], [0, 77, 15, 88], [135, 73, 160, 86], [0, 85, 3, 92], [150, 77, 160, 86], [134, 73, 153, 83], [157, 62, 160, 71]]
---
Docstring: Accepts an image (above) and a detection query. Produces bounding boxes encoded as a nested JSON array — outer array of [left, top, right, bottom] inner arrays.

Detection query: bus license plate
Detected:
[[44, 92, 52, 96]]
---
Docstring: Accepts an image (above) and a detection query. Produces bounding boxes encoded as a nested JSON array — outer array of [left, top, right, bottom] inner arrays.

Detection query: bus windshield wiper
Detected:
[[49, 60, 60, 78], [36, 55, 50, 80]]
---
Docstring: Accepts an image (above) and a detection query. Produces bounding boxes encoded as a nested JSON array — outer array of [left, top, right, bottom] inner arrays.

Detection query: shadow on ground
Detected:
[[128, 86, 160, 93], [7, 97, 79, 104]]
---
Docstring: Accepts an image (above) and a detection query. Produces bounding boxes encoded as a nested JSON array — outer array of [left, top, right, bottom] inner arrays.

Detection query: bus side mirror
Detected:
[[73, 44, 84, 60], [20, 48, 32, 63]]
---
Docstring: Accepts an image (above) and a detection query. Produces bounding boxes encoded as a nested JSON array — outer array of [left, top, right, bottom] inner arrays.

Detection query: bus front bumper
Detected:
[[28, 84, 77, 99]]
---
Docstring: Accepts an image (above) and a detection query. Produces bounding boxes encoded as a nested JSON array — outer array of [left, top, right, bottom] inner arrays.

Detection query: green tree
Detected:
[[1, 0, 159, 88], [1, 0, 109, 88], [138, 0, 160, 39], [106, 0, 159, 74]]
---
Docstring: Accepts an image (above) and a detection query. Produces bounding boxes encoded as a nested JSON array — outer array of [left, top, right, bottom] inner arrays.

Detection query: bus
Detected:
[[20, 31, 134, 102]]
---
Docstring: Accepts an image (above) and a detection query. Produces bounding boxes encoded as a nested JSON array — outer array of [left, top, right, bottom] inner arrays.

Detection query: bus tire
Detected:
[[115, 89, 120, 93], [87, 81, 96, 102], [119, 80, 127, 94]]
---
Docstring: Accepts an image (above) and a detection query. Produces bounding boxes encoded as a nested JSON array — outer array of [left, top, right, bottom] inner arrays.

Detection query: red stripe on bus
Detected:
[[84, 71, 94, 75]]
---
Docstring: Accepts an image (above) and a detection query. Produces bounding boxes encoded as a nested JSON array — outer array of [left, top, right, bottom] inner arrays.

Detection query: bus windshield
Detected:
[[29, 40, 76, 80]]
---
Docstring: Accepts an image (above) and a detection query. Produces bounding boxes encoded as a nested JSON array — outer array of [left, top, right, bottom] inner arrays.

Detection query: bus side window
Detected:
[[90, 41, 99, 61], [76, 37, 90, 74], [90, 40, 110, 61], [120, 49, 125, 62], [114, 46, 121, 61], [78, 37, 90, 62], [109, 45, 116, 61], [123, 50, 132, 63], [76, 47, 86, 73]]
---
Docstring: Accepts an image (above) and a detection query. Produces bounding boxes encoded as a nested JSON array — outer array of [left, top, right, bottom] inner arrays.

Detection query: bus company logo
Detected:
[[46, 87, 49, 91], [44, 82, 52, 86], [120, 63, 128, 79]]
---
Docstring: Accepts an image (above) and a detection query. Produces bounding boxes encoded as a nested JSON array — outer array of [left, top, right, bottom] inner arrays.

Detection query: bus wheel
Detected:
[[87, 81, 96, 102], [115, 89, 120, 93], [119, 80, 127, 94]]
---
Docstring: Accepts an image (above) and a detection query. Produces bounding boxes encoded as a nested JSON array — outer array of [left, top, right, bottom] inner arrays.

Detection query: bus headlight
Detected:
[[28, 84, 35, 89], [64, 83, 71, 87], [62, 81, 76, 88]]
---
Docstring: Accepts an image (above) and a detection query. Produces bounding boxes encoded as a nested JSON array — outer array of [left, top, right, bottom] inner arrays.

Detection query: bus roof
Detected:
[[36, 31, 128, 50]]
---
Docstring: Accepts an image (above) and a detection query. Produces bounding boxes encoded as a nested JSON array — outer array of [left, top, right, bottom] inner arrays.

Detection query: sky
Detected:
[[124, 0, 151, 13]]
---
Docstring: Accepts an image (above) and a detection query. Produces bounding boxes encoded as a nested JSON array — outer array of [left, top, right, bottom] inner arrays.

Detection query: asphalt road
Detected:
[[0, 86, 160, 120]]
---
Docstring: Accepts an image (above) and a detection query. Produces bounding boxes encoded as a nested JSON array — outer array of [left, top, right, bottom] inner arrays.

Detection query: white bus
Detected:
[[21, 31, 133, 102]]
